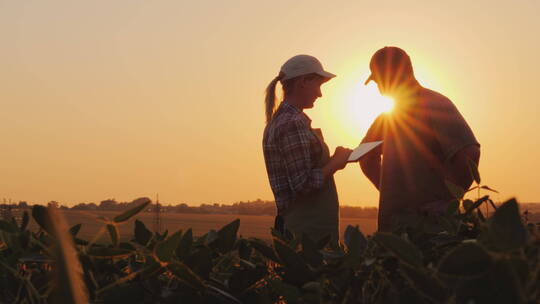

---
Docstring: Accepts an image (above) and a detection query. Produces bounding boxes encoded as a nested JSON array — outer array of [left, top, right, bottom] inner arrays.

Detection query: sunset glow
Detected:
[[1, 1, 538, 206], [343, 83, 394, 129]]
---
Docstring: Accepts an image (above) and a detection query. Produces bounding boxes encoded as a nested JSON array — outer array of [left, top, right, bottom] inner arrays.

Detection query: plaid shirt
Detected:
[[263, 102, 325, 215]]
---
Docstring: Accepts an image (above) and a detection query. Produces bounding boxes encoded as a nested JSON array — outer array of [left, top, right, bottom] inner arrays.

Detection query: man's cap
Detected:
[[364, 46, 413, 85], [280, 55, 336, 81]]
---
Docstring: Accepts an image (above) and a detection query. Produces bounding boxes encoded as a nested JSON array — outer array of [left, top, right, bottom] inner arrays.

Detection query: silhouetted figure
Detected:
[[360, 47, 480, 232], [263, 55, 352, 242]]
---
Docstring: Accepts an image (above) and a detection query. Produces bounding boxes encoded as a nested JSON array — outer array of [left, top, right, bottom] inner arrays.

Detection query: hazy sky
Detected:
[[1, 1, 539, 206]]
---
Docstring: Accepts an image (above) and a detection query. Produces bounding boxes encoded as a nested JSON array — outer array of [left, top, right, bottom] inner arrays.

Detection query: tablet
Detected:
[[347, 141, 383, 162]]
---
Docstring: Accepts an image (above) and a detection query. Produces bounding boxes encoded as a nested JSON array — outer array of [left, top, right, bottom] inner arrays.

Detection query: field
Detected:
[[2, 198, 539, 303], [24, 209, 378, 242]]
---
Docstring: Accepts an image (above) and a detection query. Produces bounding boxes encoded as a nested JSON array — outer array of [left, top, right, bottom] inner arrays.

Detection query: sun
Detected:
[[346, 83, 394, 116], [338, 82, 394, 141], [309, 70, 395, 147]]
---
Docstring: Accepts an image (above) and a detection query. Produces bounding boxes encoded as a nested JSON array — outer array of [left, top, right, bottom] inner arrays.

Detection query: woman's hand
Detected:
[[331, 146, 353, 170], [322, 146, 352, 178]]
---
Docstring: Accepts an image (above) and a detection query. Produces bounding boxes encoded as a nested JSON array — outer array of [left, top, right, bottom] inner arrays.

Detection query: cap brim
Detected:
[[364, 74, 373, 85], [317, 70, 336, 80]]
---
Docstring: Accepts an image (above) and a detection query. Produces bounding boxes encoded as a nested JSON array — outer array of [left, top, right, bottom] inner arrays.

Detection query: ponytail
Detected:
[[264, 72, 284, 124]]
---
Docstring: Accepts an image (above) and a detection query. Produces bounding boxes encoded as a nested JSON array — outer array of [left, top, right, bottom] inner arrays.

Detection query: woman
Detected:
[[262, 54, 352, 242]]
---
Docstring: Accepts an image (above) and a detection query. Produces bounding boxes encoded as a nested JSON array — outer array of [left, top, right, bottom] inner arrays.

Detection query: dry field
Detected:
[[23, 210, 377, 242]]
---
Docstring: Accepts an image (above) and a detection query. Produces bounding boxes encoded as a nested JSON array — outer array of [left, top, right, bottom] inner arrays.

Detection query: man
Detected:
[[360, 47, 480, 232]]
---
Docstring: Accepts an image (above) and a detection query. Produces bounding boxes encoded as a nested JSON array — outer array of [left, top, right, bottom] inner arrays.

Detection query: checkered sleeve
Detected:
[[278, 118, 325, 195]]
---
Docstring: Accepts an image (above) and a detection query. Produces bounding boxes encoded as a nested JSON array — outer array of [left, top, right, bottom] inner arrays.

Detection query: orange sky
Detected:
[[1, 1, 539, 206]]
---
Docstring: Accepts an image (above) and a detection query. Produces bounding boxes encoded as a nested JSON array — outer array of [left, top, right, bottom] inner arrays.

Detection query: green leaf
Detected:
[[32, 205, 55, 235], [372, 233, 423, 267], [168, 261, 206, 291], [176, 228, 193, 260], [487, 259, 525, 303], [20, 211, 29, 231], [155, 230, 183, 263], [445, 180, 465, 199], [464, 196, 489, 215], [319, 249, 346, 260], [215, 219, 240, 253], [438, 242, 492, 277], [137, 260, 163, 280], [0, 219, 17, 233], [302, 281, 321, 292], [159, 229, 169, 239], [483, 199, 527, 251], [184, 247, 213, 279], [400, 263, 448, 303], [267, 278, 301, 303], [69, 224, 82, 236], [506, 257, 529, 285], [74, 238, 89, 246], [274, 239, 314, 284], [106, 224, 118, 247], [46, 207, 88, 304], [207, 285, 242, 304], [466, 185, 479, 193], [228, 265, 267, 293], [249, 239, 279, 263], [467, 157, 481, 184], [101, 283, 144, 304], [477, 209, 486, 221], [119, 242, 136, 251], [300, 234, 323, 267], [455, 259, 525, 303], [271, 227, 285, 240], [237, 238, 252, 260], [480, 185, 499, 193], [86, 247, 133, 259], [315, 234, 331, 249], [344, 225, 367, 259], [112, 199, 151, 223], [204, 229, 218, 246], [462, 199, 473, 211], [134, 220, 152, 246], [445, 199, 460, 215], [439, 217, 459, 235], [274, 239, 308, 269]]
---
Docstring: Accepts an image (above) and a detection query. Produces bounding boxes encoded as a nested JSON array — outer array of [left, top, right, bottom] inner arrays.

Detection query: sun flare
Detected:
[[338, 83, 394, 143], [309, 67, 400, 148]]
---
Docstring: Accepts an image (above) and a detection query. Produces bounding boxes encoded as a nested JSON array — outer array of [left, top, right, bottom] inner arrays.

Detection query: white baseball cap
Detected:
[[280, 55, 336, 81]]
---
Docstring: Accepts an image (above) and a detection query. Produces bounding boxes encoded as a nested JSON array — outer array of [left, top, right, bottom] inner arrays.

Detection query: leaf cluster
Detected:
[[1, 196, 539, 304]]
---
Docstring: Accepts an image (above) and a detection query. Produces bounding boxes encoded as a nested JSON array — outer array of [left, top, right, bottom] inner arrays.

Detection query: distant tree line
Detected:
[[2, 198, 540, 221]]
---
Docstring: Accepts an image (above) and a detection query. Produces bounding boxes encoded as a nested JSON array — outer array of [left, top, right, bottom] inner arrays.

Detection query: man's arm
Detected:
[[359, 114, 385, 191], [446, 145, 480, 191], [360, 153, 381, 191], [426, 95, 481, 192]]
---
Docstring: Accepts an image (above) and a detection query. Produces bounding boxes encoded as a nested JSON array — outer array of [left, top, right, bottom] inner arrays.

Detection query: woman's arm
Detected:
[[279, 119, 350, 195], [322, 147, 353, 178]]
